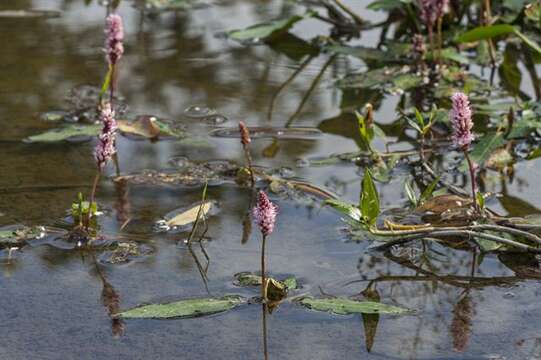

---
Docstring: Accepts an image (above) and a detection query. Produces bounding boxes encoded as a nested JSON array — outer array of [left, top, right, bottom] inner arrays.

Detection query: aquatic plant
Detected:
[[88, 103, 118, 225], [450, 92, 478, 211], [253, 191, 278, 300], [238, 121, 254, 186], [105, 14, 124, 66]]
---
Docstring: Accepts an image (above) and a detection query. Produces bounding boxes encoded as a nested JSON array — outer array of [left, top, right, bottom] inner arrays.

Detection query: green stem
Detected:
[[261, 234, 267, 301], [463, 150, 479, 212]]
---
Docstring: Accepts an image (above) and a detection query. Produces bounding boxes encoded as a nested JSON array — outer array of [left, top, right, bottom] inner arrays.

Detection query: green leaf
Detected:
[[298, 297, 411, 315], [325, 199, 362, 222], [456, 24, 541, 54], [460, 132, 505, 171], [24, 124, 101, 143], [476, 192, 485, 210], [456, 24, 516, 43], [367, 0, 411, 11], [227, 12, 314, 43], [404, 181, 418, 206], [360, 168, 380, 225], [116, 295, 244, 319], [419, 176, 440, 204], [99, 66, 112, 99]]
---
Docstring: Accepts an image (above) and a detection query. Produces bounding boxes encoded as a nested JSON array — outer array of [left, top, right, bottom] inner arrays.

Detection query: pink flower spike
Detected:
[[419, 0, 448, 30], [253, 191, 278, 237], [450, 92, 474, 149], [94, 103, 118, 170], [105, 13, 124, 66]]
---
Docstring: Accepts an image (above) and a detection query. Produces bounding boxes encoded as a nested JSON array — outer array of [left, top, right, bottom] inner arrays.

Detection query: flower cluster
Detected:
[[450, 92, 474, 149], [239, 121, 251, 146], [419, 0, 448, 30], [105, 14, 124, 66], [412, 34, 426, 56], [253, 191, 278, 237], [94, 103, 118, 170]]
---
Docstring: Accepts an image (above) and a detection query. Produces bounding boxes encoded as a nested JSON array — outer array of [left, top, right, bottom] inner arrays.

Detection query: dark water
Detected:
[[1, 1, 541, 359]]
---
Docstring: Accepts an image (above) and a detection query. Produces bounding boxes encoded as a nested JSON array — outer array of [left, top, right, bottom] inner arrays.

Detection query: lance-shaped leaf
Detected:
[[325, 199, 362, 222], [457, 24, 541, 54], [115, 295, 244, 319], [298, 297, 411, 315], [360, 169, 380, 226]]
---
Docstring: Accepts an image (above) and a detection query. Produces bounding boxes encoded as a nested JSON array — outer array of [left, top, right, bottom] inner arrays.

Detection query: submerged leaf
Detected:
[[116, 295, 244, 319], [298, 297, 411, 315]]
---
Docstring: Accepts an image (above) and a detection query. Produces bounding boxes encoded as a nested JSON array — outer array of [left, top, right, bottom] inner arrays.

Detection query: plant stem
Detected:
[[109, 63, 116, 105], [332, 0, 364, 25], [88, 171, 101, 229], [437, 16, 443, 66], [463, 150, 479, 212], [242, 144, 255, 188], [261, 234, 267, 301], [262, 303, 269, 360]]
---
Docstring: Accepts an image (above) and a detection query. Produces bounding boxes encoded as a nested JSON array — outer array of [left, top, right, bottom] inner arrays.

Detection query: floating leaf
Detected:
[[163, 201, 214, 228], [209, 127, 321, 140], [227, 12, 314, 43], [298, 297, 411, 315], [118, 116, 183, 139], [116, 295, 244, 319], [0, 9, 61, 18], [143, 0, 200, 10], [24, 124, 101, 143]]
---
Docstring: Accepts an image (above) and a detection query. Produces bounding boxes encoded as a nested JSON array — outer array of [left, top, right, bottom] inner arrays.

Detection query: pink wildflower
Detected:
[[412, 34, 426, 56], [419, 0, 448, 30], [105, 14, 124, 66], [450, 92, 474, 149], [94, 103, 118, 170], [239, 121, 251, 146], [253, 191, 278, 237]]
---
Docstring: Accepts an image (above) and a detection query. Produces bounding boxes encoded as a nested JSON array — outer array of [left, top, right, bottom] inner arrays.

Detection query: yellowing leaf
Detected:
[[166, 201, 212, 227]]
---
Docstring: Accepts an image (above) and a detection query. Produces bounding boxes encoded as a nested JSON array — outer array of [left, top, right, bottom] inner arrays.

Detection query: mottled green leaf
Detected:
[[116, 295, 244, 319], [360, 168, 380, 225], [298, 297, 411, 315], [24, 124, 101, 143]]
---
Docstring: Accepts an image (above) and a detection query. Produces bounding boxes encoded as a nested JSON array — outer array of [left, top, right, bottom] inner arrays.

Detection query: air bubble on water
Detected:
[[168, 156, 190, 168], [206, 114, 228, 125], [296, 158, 310, 168], [503, 291, 515, 299], [279, 167, 295, 178], [184, 105, 216, 118]]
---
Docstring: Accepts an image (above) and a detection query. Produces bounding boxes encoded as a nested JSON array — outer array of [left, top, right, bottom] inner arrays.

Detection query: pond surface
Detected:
[[2, 0, 541, 359]]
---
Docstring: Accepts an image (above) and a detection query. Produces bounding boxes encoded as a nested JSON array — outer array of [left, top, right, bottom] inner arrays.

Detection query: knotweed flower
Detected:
[[253, 191, 278, 237], [419, 0, 448, 29], [94, 103, 118, 170], [450, 92, 474, 149], [239, 121, 251, 146], [413, 34, 426, 56], [105, 14, 124, 66]]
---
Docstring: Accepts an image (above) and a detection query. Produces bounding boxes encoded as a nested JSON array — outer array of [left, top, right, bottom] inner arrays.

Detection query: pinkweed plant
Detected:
[[419, 0, 448, 60], [253, 191, 278, 300], [104, 13, 124, 104], [89, 103, 118, 221], [239, 121, 255, 187], [450, 92, 478, 211]]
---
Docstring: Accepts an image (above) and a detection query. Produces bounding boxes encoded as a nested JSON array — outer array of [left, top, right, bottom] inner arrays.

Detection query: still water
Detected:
[[1, 0, 541, 359]]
